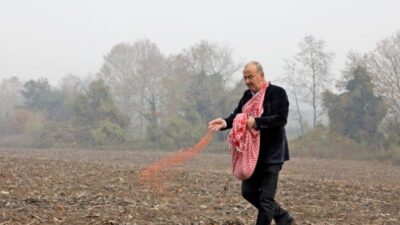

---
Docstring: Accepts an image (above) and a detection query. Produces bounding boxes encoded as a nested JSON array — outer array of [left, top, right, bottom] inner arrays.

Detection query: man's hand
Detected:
[[208, 118, 227, 132], [247, 116, 255, 128]]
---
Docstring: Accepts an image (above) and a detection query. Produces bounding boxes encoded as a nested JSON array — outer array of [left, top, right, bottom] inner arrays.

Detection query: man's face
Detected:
[[243, 64, 265, 93]]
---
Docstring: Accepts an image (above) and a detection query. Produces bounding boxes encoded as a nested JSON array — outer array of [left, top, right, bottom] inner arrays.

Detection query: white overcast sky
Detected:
[[0, 0, 399, 85]]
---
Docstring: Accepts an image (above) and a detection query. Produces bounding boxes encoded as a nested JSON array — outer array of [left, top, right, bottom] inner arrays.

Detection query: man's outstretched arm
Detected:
[[208, 91, 248, 131]]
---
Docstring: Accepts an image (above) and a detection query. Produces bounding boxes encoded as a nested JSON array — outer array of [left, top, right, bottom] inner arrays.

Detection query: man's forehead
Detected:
[[243, 64, 258, 73]]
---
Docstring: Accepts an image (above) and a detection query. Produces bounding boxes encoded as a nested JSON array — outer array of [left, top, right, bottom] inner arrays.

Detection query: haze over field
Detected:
[[1, 0, 400, 84]]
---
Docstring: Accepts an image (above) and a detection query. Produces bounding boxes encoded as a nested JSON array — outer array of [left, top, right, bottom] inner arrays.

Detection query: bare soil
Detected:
[[1, 148, 399, 225]]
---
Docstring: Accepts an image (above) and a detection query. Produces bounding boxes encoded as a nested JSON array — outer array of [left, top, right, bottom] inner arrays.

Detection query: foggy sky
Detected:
[[1, 0, 399, 85]]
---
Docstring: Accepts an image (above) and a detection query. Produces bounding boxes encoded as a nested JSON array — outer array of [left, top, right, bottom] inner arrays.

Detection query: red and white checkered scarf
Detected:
[[228, 81, 268, 180]]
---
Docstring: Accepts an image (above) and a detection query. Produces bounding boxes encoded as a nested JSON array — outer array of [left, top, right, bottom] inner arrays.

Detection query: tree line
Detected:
[[0, 40, 241, 149], [0, 32, 399, 161]]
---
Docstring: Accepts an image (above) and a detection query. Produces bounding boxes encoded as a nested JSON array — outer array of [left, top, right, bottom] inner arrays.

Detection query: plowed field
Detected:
[[1, 148, 399, 224]]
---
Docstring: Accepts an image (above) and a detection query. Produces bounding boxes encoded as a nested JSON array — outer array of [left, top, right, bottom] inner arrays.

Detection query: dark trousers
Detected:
[[241, 164, 288, 225]]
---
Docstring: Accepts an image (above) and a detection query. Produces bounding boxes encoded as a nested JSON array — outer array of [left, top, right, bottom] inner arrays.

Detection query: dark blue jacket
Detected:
[[223, 84, 290, 166]]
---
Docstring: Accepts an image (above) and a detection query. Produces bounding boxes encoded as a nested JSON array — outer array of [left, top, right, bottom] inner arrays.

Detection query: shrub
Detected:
[[90, 119, 126, 146], [290, 125, 369, 159]]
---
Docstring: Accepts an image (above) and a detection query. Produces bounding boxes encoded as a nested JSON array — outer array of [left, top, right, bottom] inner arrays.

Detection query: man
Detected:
[[208, 61, 294, 225]]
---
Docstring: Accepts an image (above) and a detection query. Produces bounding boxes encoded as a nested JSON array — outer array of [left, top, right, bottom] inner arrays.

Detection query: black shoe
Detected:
[[276, 213, 295, 225]]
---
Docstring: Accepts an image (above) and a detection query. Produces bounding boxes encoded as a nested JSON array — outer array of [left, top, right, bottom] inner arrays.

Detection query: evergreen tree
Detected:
[[21, 78, 64, 120], [323, 66, 387, 146], [72, 79, 129, 145]]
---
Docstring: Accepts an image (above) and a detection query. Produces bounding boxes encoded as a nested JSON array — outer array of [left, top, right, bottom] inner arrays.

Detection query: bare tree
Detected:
[[163, 54, 192, 120], [183, 40, 241, 86], [98, 39, 166, 139], [59, 74, 87, 99], [160, 40, 241, 145], [282, 59, 305, 135], [295, 35, 334, 128], [164, 40, 241, 120], [98, 43, 137, 116], [368, 31, 400, 126], [339, 51, 369, 89], [0, 76, 24, 119]]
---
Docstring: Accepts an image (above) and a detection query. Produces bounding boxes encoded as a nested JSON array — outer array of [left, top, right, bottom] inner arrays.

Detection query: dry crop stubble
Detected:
[[1, 146, 400, 224]]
